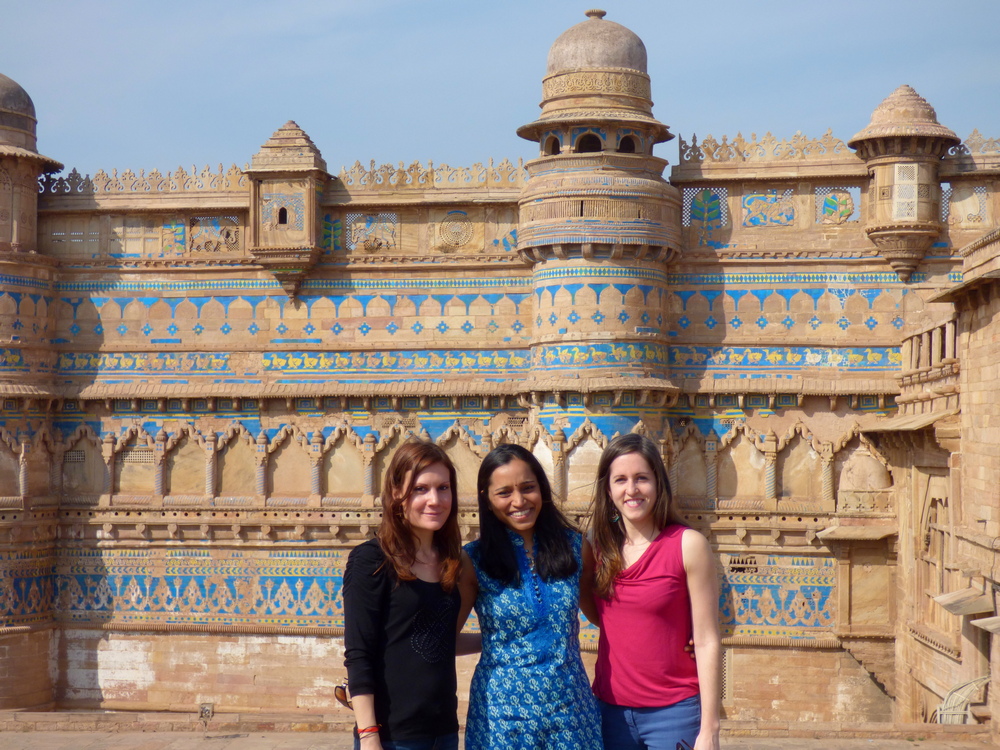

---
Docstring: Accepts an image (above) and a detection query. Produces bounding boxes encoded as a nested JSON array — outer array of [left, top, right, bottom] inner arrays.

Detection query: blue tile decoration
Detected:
[[720, 556, 836, 639], [55, 548, 347, 630], [0, 549, 54, 628]]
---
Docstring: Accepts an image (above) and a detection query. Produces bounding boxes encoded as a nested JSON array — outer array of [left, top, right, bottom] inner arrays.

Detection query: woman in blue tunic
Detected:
[[458, 443, 601, 750]]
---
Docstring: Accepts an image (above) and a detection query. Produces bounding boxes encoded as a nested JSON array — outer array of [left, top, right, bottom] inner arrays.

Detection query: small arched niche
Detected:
[[618, 135, 637, 154], [544, 136, 560, 156], [576, 133, 602, 153]]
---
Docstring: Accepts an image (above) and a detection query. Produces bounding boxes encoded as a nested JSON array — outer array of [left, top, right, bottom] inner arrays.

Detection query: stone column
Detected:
[[101, 433, 116, 497], [204, 432, 216, 497], [820, 443, 836, 512], [705, 430, 719, 507], [760, 430, 778, 511], [309, 430, 324, 502], [551, 429, 567, 503], [153, 429, 167, 497], [944, 320, 956, 360], [255, 431, 269, 498], [363, 433, 378, 504], [17, 439, 28, 497]]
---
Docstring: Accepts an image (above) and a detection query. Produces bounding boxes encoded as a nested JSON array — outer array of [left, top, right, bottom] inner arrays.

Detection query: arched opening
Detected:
[[618, 135, 637, 153], [544, 136, 560, 156], [576, 133, 602, 153], [278, 207, 288, 225]]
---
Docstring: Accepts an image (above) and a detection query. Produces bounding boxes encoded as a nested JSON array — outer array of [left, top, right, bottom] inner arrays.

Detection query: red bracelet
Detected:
[[357, 725, 380, 736]]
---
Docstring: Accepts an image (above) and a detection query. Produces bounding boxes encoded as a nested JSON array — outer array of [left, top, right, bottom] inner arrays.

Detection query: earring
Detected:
[[610, 510, 620, 523]]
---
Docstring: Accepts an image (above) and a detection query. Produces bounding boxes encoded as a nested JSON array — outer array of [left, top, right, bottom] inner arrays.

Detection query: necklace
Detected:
[[413, 549, 439, 566]]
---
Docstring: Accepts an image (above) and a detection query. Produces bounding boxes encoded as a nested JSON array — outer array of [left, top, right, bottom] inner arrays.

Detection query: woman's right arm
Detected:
[[343, 543, 387, 749], [455, 550, 481, 655]]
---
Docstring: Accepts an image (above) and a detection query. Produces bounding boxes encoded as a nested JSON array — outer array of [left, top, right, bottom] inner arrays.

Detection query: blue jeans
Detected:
[[599, 696, 700, 750], [353, 732, 459, 750]]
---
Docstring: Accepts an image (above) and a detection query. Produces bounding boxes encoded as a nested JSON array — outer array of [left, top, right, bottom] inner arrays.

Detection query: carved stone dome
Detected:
[[517, 10, 670, 144], [0, 72, 62, 170], [546, 9, 647, 75], [0, 73, 36, 121], [849, 85, 959, 147]]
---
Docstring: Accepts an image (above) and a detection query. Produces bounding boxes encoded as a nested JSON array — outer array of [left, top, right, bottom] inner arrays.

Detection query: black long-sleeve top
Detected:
[[343, 538, 460, 741]]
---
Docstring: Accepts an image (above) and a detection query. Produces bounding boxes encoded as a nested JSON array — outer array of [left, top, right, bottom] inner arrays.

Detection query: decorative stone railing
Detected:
[[39, 165, 248, 195], [895, 318, 959, 414], [677, 129, 1000, 169], [678, 129, 853, 164], [336, 157, 526, 191], [948, 129, 1000, 156], [39, 158, 528, 197]]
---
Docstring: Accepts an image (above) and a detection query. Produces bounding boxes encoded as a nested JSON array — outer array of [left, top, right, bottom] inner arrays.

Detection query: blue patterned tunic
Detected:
[[464, 529, 601, 749]]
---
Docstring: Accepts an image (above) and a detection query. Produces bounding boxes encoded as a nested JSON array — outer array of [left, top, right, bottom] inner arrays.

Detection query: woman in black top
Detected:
[[343, 440, 464, 750]]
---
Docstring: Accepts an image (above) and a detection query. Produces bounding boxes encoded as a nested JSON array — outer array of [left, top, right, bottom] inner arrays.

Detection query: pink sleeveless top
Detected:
[[593, 523, 700, 707]]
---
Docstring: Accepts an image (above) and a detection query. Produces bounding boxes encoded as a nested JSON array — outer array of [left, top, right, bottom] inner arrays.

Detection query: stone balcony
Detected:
[[895, 317, 959, 417]]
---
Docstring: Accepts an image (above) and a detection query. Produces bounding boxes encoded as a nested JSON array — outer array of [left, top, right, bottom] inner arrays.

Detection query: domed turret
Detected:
[[516, 11, 681, 388], [546, 9, 647, 75], [517, 9, 670, 148], [849, 85, 959, 148], [0, 73, 60, 169], [849, 85, 959, 281]]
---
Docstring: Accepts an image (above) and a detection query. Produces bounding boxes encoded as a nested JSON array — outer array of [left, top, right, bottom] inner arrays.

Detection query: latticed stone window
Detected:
[[892, 164, 918, 220], [682, 187, 728, 227], [346, 212, 398, 251], [190, 216, 241, 252], [814, 186, 860, 224], [941, 183, 988, 224]]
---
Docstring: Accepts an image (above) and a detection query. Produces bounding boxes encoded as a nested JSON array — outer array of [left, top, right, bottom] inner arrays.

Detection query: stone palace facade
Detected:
[[1, 8, 998, 737]]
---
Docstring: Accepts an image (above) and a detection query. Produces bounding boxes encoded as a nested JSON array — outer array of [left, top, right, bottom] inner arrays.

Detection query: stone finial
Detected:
[[585, 9, 607, 19], [848, 85, 959, 147]]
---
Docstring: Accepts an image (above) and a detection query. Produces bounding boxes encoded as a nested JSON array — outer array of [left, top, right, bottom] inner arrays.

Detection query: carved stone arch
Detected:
[[164, 424, 207, 497], [774, 420, 817, 453], [0, 426, 20, 455], [321, 422, 364, 455], [267, 423, 310, 454], [566, 418, 608, 452], [437, 422, 483, 504], [61, 425, 106, 499], [565, 420, 608, 505], [114, 424, 156, 453], [775, 423, 823, 509], [62, 424, 102, 451], [218, 421, 257, 449], [0, 427, 18, 496], [673, 423, 708, 507], [323, 424, 366, 501], [163, 422, 207, 453], [835, 433, 894, 514], [217, 423, 258, 498], [716, 423, 765, 509], [269, 424, 312, 497], [489, 424, 520, 448], [113, 426, 157, 495]]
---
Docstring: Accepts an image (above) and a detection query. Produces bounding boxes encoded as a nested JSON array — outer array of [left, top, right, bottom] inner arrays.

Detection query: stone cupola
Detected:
[[849, 85, 960, 281], [516, 10, 681, 388], [0, 73, 61, 253], [245, 121, 330, 296]]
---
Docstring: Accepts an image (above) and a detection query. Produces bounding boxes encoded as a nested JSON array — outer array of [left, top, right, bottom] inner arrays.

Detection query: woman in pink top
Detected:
[[588, 434, 721, 750]]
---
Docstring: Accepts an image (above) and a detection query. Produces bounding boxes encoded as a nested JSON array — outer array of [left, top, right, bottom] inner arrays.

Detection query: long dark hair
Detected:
[[377, 440, 461, 591], [589, 433, 678, 598], [476, 443, 577, 585]]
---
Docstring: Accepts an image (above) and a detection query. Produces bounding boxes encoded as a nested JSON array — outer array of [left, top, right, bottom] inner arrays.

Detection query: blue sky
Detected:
[[4, 0, 999, 177]]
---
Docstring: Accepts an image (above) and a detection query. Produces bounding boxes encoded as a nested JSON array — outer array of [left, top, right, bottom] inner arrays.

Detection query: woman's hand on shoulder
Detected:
[[578, 538, 601, 627], [456, 550, 479, 632]]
